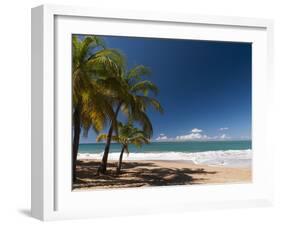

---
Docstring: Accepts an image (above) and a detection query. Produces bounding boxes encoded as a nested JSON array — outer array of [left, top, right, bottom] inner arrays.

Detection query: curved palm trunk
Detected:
[[116, 146, 125, 174], [98, 102, 122, 174], [72, 107, 81, 183]]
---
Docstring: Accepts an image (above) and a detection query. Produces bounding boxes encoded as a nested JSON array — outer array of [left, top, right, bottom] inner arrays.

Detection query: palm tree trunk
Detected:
[[98, 123, 114, 174], [98, 102, 122, 174], [72, 107, 81, 183], [116, 146, 125, 174]]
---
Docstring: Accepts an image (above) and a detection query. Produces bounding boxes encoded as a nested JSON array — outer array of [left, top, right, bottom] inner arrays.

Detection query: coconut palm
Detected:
[[72, 35, 125, 182], [97, 122, 149, 174], [98, 65, 164, 174]]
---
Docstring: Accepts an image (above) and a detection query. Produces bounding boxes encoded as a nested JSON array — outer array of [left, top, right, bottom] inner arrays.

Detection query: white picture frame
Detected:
[[31, 4, 274, 221]]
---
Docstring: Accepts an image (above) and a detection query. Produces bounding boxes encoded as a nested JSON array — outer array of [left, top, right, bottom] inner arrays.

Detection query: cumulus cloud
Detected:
[[156, 133, 169, 141], [175, 132, 230, 141], [156, 128, 231, 142], [219, 127, 229, 131], [220, 134, 226, 139], [176, 132, 209, 141], [219, 134, 231, 140], [191, 128, 203, 133]]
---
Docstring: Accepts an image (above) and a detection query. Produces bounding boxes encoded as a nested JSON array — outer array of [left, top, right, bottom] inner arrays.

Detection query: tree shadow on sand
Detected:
[[73, 160, 217, 190]]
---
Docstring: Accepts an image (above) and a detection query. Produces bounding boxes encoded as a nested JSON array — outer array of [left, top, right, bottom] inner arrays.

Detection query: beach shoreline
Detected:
[[73, 159, 252, 191]]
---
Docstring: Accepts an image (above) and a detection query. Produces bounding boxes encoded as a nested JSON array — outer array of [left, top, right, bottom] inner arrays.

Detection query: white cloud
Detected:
[[156, 128, 232, 142], [219, 134, 231, 140], [220, 134, 226, 139], [219, 127, 229, 131], [156, 134, 169, 141], [191, 128, 203, 133], [175, 132, 231, 141], [156, 136, 168, 140], [176, 132, 210, 141]]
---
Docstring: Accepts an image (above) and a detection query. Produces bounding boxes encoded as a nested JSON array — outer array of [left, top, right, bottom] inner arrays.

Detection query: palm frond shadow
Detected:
[[73, 160, 217, 190]]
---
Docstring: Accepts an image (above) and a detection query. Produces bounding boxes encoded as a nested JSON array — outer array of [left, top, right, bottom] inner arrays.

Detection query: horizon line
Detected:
[[80, 139, 252, 144]]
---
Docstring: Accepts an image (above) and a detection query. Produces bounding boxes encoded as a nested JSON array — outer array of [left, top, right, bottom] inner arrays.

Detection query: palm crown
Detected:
[[97, 122, 150, 174], [72, 35, 125, 133], [119, 65, 164, 137], [97, 64, 164, 174], [97, 122, 150, 150], [71, 35, 163, 178], [72, 35, 125, 181]]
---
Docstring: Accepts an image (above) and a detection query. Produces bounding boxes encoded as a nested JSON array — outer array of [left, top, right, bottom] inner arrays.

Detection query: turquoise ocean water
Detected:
[[79, 140, 251, 154], [78, 141, 252, 167]]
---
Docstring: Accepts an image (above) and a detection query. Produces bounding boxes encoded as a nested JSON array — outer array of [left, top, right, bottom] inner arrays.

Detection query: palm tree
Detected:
[[72, 35, 125, 182], [97, 122, 149, 174], [98, 65, 164, 174]]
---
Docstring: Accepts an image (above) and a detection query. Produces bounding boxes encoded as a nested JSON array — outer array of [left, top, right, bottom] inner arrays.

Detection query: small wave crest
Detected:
[[78, 149, 252, 167]]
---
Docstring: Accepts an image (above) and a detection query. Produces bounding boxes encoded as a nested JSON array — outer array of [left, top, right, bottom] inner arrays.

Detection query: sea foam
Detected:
[[77, 149, 252, 168]]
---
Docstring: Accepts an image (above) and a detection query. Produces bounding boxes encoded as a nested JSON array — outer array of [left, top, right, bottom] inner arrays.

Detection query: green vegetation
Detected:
[[72, 35, 163, 181], [97, 64, 164, 174], [97, 122, 149, 174]]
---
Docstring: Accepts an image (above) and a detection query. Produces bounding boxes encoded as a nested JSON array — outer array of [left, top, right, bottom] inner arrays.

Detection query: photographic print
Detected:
[[72, 34, 252, 191]]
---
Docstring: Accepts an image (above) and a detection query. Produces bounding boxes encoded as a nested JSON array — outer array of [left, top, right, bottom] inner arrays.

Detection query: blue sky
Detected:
[[79, 35, 252, 143]]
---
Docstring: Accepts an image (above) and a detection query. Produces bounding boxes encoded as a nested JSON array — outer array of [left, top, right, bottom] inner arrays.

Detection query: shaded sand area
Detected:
[[73, 160, 251, 190]]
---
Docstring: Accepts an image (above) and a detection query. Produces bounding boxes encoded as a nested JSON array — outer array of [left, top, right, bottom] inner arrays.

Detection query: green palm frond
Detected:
[[96, 134, 108, 142], [130, 80, 159, 96], [80, 36, 105, 62], [114, 64, 164, 137], [109, 122, 150, 155], [96, 134, 120, 142], [87, 49, 125, 76], [126, 65, 150, 80], [72, 34, 126, 136], [72, 36, 80, 70], [135, 95, 164, 114], [72, 34, 163, 152], [95, 77, 129, 100], [132, 110, 153, 138]]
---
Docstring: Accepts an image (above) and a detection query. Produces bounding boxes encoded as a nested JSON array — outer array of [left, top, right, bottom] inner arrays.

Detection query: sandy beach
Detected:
[[73, 159, 251, 190]]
